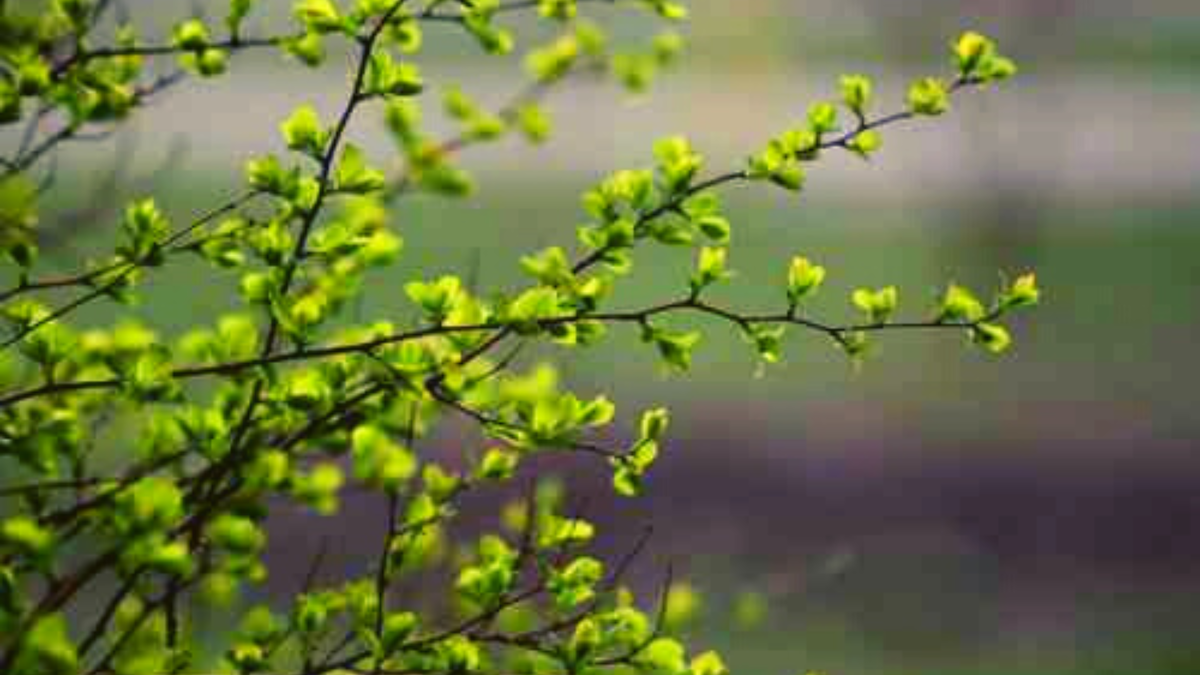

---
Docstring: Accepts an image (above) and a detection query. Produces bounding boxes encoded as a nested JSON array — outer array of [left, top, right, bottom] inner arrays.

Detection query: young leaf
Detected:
[[907, 77, 950, 116], [786, 256, 826, 304], [280, 104, 328, 158], [335, 144, 386, 194], [971, 322, 1012, 354], [840, 74, 874, 118]]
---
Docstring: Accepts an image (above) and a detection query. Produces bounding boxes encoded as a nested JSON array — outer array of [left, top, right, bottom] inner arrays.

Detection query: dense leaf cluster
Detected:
[[0, 1, 1035, 674]]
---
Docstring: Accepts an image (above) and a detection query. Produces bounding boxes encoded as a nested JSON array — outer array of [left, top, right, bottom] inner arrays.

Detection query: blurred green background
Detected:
[[6, 0, 1200, 673]]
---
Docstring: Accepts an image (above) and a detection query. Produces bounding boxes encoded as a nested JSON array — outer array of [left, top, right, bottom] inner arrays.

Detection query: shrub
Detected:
[[0, 2, 1036, 674]]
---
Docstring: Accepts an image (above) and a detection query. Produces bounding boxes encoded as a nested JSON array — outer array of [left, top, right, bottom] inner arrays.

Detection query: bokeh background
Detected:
[[7, 0, 1200, 673]]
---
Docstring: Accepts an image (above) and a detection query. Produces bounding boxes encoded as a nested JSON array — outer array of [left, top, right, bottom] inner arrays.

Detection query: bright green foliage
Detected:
[[2, 516, 54, 562], [691, 246, 731, 294], [366, 52, 424, 97], [0, 6, 1033, 675], [807, 102, 839, 135], [1002, 272, 1041, 309], [294, 0, 344, 33], [14, 614, 78, 675], [953, 31, 1019, 82], [846, 129, 882, 158], [972, 322, 1013, 354], [940, 283, 987, 322], [907, 77, 950, 116], [840, 74, 874, 118], [787, 256, 826, 305], [852, 286, 899, 324], [280, 104, 328, 158], [691, 650, 730, 675], [655, 136, 705, 194]]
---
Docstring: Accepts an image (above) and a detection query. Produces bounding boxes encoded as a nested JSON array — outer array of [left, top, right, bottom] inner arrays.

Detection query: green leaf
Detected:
[[971, 322, 1012, 354], [939, 283, 985, 322], [1000, 272, 1040, 310], [294, 0, 344, 33], [567, 617, 601, 663], [145, 538, 195, 577], [547, 556, 603, 609], [121, 198, 170, 263], [612, 52, 656, 93], [769, 161, 804, 192], [293, 463, 344, 514], [635, 637, 687, 675], [519, 246, 573, 287], [418, 161, 475, 197], [953, 30, 996, 77], [691, 246, 730, 293], [366, 51, 423, 97], [463, 13, 513, 54], [280, 104, 328, 158], [653, 135, 703, 193], [246, 154, 297, 195], [380, 612, 418, 654], [907, 77, 950, 116], [845, 128, 882, 158], [405, 276, 463, 322], [121, 345, 182, 402], [227, 642, 266, 673], [228, 0, 256, 34], [477, 447, 519, 481], [0, 174, 41, 267], [653, 30, 685, 64], [577, 395, 615, 427], [980, 55, 1018, 81], [575, 19, 608, 55], [652, 329, 701, 371], [16, 54, 51, 96], [516, 103, 551, 144], [538, 0, 576, 21], [639, 407, 669, 441], [612, 465, 641, 497], [285, 30, 326, 66], [210, 514, 266, 553], [171, 19, 211, 50], [294, 594, 329, 634], [422, 464, 461, 502], [539, 517, 595, 548], [2, 516, 54, 561], [0, 79, 21, 125], [335, 143, 386, 194], [852, 286, 898, 324], [747, 325, 785, 364], [117, 476, 184, 535], [786, 256, 826, 303], [694, 214, 731, 244], [689, 650, 729, 675], [807, 101, 838, 134], [840, 73, 873, 117], [641, 0, 688, 21], [505, 287, 564, 332], [525, 35, 579, 84], [649, 220, 693, 246], [15, 614, 78, 675], [55, 0, 93, 28], [351, 425, 417, 491]]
